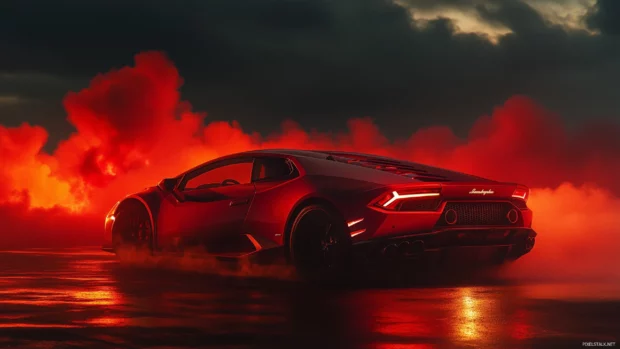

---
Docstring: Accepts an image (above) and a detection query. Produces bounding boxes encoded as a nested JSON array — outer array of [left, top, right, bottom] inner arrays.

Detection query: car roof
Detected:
[[240, 149, 330, 159], [240, 149, 493, 182], [241, 149, 399, 161], [179, 149, 492, 183], [178, 149, 330, 177]]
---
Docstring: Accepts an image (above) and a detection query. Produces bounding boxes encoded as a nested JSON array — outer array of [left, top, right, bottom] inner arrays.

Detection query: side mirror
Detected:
[[158, 177, 179, 192]]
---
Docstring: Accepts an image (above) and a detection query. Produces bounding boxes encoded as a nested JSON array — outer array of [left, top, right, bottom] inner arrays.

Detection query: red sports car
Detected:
[[103, 149, 536, 279]]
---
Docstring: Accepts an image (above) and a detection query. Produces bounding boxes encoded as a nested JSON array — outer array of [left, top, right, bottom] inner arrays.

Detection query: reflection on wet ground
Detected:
[[0, 248, 618, 348]]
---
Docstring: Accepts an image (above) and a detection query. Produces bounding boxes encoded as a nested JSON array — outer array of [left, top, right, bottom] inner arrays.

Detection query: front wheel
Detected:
[[288, 204, 351, 283], [112, 200, 153, 255]]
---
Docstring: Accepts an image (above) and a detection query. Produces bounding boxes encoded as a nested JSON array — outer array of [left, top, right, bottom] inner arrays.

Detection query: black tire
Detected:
[[112, 200, 153, 254], [288, 204, 351, 283]]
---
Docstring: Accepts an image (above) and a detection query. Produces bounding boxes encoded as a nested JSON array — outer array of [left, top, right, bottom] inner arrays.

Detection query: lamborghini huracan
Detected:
[[103, 149, 536, 278]]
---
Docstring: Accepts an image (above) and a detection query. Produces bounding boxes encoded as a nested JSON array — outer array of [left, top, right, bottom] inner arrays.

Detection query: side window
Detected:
[[183, 160, 253, 190], [253, 157, 297, 182]]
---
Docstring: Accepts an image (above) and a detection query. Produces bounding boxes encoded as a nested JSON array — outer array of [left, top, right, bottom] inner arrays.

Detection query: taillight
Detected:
[[512, 186, 529, 202], [373, 188, 441, 211]]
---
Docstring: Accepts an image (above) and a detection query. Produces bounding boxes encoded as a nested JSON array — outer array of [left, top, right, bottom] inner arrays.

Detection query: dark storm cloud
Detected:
[[398, 0, 486, 9], [587, 0, 620, 34], [477, 1, 610, 69], [476, 1, 548, 33], [0, 0, 618, 149]]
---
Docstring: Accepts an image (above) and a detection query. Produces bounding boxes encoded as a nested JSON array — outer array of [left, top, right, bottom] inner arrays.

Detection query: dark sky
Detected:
[[1, 0, 619, 151]]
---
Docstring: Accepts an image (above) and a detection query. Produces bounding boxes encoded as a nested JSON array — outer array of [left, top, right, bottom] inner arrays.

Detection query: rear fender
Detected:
[[282, 195, 343, 258]]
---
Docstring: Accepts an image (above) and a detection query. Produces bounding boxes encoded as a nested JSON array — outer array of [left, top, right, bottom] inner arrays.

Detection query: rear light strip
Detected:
[[382, 191, 440, 208], [373, 186, 530, 212], [512, 186, 530, 202], [374, 188, 442, 211]]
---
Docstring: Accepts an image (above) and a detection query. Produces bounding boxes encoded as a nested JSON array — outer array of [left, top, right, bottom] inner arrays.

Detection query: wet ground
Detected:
[[0, 248, 618, 349]]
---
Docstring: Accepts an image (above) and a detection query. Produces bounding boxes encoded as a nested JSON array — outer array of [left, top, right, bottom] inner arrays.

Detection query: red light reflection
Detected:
[[511, 309, 534, 340]]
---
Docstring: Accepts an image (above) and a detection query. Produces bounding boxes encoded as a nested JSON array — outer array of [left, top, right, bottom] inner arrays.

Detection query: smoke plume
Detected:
[[1, 51, 619, 281]]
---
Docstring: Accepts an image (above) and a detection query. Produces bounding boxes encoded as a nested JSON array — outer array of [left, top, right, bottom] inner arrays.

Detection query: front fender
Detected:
[[102, 186, 164, 251]]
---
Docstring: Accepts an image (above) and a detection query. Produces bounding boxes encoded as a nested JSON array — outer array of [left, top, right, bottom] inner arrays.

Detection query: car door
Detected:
[[244, 156, 302, 244], [157, 157, 256, 253]]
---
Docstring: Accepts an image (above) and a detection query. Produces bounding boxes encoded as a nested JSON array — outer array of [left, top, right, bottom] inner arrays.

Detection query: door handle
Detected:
[[229, 198, 250, 207]]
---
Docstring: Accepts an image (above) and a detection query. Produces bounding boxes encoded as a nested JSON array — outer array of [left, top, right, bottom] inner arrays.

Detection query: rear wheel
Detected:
[[289, 204, 351, 283], [112, 200, 153, 254]]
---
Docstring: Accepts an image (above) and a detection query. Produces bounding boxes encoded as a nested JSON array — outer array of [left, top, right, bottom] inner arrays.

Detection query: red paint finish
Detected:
[[158, 183, 256, 244]]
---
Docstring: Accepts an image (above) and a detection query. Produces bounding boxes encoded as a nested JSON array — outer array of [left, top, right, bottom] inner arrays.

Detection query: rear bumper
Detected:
[[352, 227, 536, 264]]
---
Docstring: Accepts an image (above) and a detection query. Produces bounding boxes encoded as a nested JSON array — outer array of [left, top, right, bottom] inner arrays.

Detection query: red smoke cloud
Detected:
[[1, 51, 619, 280]]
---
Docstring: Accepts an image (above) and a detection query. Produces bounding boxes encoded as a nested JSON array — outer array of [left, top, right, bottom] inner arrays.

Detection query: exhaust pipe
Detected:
[[410, 240, 425, 256], [525, 236, 535, 251], [382, 240, 426, 258], [398, 241, 410, 255], [382, 244, 399, 258]]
